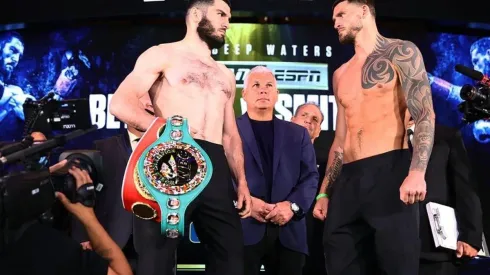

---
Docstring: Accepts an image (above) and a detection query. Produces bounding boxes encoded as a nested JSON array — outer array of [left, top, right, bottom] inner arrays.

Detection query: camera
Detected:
[[455, 64, 490, 123], [52, 150, 103, 205], [0, 97, 99, 232], [458, 84, 490, 123]]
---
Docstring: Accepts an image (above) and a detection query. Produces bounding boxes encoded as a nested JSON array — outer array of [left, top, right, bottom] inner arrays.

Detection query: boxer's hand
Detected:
[[250, 197, 274, 222], [400, 172, 426, 204], [456, 241, 479, 258], [236, 183, 252, 218], [313, 197, 329, 221], [265, 201, 294, 226]]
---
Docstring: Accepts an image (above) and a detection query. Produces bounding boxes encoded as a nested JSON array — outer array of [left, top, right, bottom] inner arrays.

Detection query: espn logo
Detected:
[[219, 61, 329, 91]]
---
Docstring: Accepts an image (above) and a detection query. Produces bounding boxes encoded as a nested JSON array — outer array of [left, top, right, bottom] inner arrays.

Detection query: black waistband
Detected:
[[342, 149, 410, 174], [194, 139, 224, 154]]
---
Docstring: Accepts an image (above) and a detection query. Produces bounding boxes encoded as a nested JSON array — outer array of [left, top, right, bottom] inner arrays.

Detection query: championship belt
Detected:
[[122, 116, 213, 238]]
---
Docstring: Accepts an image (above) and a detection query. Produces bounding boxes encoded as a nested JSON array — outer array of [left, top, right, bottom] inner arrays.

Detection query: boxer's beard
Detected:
[[197, 17, 225, 49], [339, 21, 363, 45]]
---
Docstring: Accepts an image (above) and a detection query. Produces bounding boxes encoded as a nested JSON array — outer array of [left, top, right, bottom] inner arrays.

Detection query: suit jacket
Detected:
[[72, 132, 133, 248], [236, 113, 319, 255], [419, 124, 483, 261]]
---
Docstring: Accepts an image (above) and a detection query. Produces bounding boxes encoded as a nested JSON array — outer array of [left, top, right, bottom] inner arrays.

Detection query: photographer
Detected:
[[0, 161, 133, 275]]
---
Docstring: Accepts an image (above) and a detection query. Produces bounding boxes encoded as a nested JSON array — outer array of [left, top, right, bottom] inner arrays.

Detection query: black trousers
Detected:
[[419, 260, 458, 275], [244, 225, 306, 275], [323, 150, 420, 275], [303, 208, 327, 275], [133, 140, 244, 275]]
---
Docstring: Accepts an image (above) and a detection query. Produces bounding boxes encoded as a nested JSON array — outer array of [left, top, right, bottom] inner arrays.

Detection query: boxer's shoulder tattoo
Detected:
[[366, 36, 434, 172], [361, 35, 398, 89]]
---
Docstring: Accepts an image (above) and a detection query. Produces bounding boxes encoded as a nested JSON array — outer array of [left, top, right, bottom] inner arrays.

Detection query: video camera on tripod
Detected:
[[455, 64, 490, 123], [0, 96, 102, 231]]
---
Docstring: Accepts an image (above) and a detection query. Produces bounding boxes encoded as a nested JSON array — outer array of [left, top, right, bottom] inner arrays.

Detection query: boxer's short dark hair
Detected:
[[187, 0, 231, 12], [0, 31, 24, 51], [332, 0, 376, 17]]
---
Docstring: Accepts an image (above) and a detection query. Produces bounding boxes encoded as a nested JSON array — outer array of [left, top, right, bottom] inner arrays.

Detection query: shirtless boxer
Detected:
[[109, 1, 251, 274], [0, 31, 35, 141], [312, 1, 435, 275]]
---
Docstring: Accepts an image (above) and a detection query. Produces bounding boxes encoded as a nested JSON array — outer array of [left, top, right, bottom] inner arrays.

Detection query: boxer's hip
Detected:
[[341, 149, 411, 177], [331, 149, 411, 198]]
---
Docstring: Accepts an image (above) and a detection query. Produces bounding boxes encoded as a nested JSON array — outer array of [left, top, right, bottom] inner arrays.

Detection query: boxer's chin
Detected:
[[206, 35, 225, 49], [339, 33, 355, 45]]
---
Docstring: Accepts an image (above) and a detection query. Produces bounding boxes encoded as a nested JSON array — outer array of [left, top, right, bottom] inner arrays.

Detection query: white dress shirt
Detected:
[[128, 130, 140, 151]]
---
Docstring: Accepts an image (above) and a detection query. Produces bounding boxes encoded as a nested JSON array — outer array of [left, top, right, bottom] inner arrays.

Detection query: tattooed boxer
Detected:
[[312, 1, 436, 275]]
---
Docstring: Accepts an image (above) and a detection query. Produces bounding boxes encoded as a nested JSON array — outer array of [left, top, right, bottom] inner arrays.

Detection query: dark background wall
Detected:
[[2, 0, 490, 25]]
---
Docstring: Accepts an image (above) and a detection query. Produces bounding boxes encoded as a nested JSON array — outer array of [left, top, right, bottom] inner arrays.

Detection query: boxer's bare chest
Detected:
[[338, 37, 402, 109], [163, 56, 232, 101]]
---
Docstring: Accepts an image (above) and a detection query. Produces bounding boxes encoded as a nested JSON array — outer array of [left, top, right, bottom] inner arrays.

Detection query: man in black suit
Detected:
[[405, 117, 483, 275], [73, 95, 176, 274], [291, 102, 328, 275]]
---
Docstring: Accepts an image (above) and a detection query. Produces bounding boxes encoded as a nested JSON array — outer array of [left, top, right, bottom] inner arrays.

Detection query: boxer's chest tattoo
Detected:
[[361, 36, 401, 89], [181, 60, 231, 99]]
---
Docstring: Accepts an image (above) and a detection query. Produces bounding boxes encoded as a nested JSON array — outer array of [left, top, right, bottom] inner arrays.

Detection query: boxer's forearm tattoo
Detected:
[[362, 35, 434, 172], [320, 150, 343, 194]]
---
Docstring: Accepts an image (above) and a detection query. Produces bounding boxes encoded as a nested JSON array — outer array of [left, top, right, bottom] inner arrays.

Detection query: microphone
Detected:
[[39, 91, 55, 103], [0, 136, 34, 157], [455, 64, 490, 86], [0, 125, 97, 165]]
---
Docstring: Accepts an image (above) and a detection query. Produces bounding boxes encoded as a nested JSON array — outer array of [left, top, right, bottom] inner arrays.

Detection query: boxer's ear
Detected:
[[190, 7, 204, 23], [361, 5, 369, 18]]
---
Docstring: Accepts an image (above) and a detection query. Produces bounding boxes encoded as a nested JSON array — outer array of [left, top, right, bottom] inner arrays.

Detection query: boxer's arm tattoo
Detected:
[[362, 36, 396, 89], [319, 148, 343, 194], [391, 39, 435, 172], [362, 36, 434, 173]]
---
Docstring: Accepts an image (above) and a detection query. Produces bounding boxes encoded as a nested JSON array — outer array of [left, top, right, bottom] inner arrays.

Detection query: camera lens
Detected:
[[52, 154, 97, 202], [461, 84, 488, 102], [461, 84, 477, 101]]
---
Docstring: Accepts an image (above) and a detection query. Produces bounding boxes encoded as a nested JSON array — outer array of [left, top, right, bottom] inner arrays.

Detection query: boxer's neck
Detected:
[[354, 21, 380, 56], [127, 127, 143, 138], [182, 33, 212, 57]]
